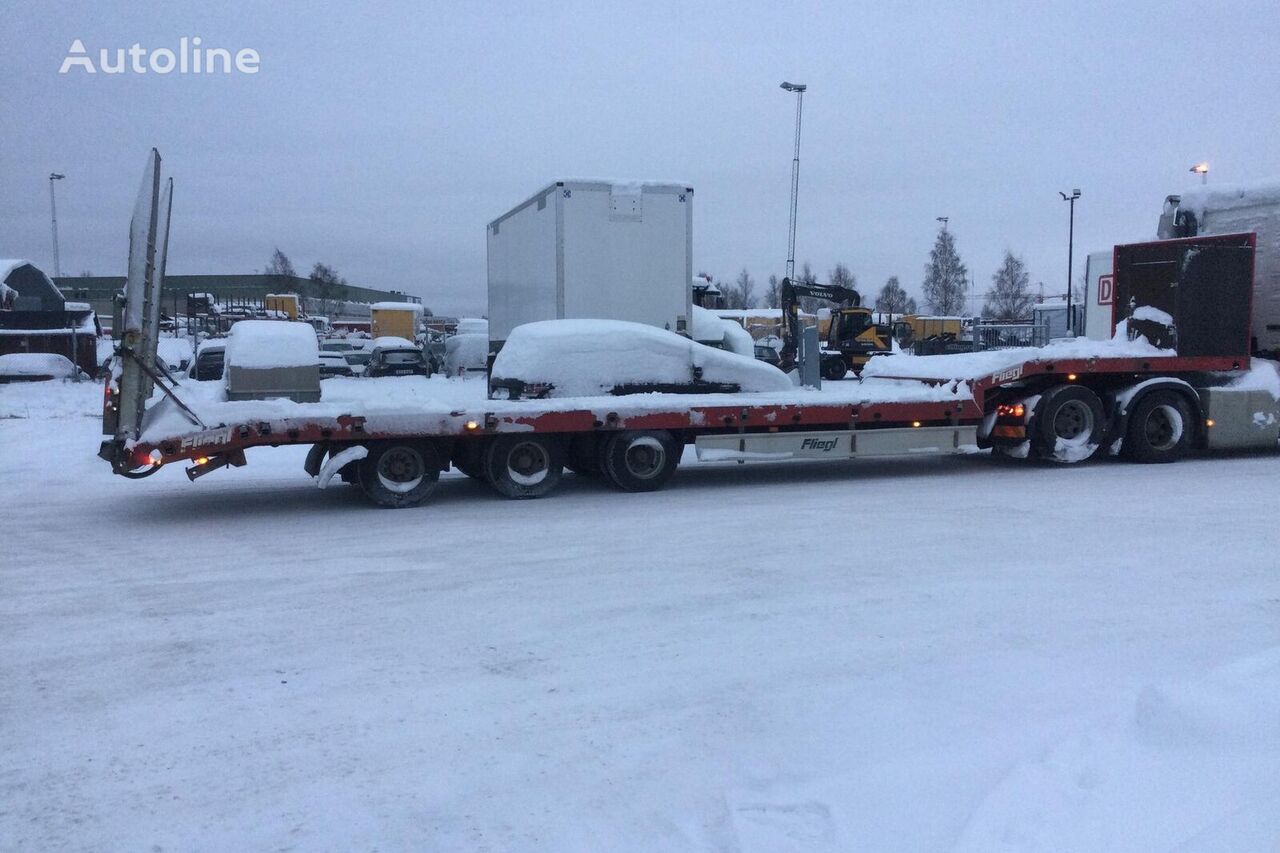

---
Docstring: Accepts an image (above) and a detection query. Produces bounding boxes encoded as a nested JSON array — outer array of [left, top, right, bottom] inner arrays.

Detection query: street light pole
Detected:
[[1190, 162, 1209, 185], [780, 81, 807, 281], [1059, 188, 1081, 335], [49, 172, 66, 278]]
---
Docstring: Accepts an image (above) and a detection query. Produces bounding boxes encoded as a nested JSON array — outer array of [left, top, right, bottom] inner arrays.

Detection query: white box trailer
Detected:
[[486, 179, 693, 351]]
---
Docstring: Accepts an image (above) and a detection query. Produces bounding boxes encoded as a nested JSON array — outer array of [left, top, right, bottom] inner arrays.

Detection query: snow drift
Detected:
[[490, 319, 791, 397]]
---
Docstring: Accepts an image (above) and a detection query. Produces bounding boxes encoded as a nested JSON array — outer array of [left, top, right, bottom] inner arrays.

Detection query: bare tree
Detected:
[[309, 262, 349, 315], [922, 228, 969, 314], [265, 248, 297, 279], [984, 251, 1034, 320], [763, 274, 781, 309], [723, 268, 756, 310], [874, 276, 916, 314]]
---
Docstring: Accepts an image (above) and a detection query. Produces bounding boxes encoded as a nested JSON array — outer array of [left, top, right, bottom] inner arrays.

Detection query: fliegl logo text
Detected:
[[59, 38, 260, 75], [800, 437, 839, 452]]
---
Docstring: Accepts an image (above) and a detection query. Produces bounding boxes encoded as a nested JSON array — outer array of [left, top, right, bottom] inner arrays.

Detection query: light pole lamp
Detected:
[[1059, 188, 1081, 334], [936, 216, 948, 233], [1190, 162, 1209, 185], [780, 81, 806, 281], [49, 172, 66, 279]]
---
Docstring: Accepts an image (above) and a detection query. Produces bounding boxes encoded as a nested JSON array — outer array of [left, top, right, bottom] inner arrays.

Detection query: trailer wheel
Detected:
[[1032, 385, 1106, 464], [821, 356, 848, 381], [566, 434, 601, 476], [599, 430, 680, 492], [484, 434, 565, 499], [358, 441, 441, 508], [1122, 391, 1192, 463]]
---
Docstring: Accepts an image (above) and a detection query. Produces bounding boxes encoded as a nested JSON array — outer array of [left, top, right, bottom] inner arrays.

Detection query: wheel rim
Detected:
[[506, 441, 550, 486], [1053, 399, 1095, 446], [1143, 404, 1182, 451], [624, 436, 666, 479], [377, 447, 425, 494]]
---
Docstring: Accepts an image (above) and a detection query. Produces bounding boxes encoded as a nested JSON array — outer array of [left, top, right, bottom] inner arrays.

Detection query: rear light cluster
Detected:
[[996, 403, 1026, 419]]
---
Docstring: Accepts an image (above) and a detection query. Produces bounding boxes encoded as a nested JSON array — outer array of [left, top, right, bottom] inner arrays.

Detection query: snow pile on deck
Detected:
[[492, 319, 791, 396], [863, 336, 1171, 381], [691, 306, 754, 356], [224, 321, 319, 369]]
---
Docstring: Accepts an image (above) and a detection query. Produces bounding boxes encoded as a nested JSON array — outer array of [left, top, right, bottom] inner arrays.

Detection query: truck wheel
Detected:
[[1032, 385, 1106, 464], [452, 439, 487, 479], [821, 356, 847, 381], [358, 441, 441, 508], [599, 430, 680, 492], [484, 435, 564, 499], [1122, 391, 1192, 463], [566, 434, 601, 476]]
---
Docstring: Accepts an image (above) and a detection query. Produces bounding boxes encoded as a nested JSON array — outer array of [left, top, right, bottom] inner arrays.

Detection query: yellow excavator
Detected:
[[778, 278, 893, 379]]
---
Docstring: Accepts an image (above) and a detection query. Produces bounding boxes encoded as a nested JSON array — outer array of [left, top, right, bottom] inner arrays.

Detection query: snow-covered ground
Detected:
[[4, 381, 1280, 851]]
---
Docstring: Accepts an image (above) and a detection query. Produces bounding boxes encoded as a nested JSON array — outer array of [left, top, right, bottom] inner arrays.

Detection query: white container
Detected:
[[487, 179, 693, 350]]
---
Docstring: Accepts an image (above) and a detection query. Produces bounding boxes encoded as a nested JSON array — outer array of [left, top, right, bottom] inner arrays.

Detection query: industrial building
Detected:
[[54, 273, 423, 334]]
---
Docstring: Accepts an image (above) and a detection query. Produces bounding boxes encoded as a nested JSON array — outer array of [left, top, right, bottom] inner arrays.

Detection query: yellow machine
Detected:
[[893, 315, 966, 354], [371, 303, 422, 341], [264, 293, 300, 321]]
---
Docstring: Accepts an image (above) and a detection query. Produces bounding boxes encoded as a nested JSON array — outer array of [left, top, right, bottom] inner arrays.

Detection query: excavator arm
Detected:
[[778, 278, 861, 370]]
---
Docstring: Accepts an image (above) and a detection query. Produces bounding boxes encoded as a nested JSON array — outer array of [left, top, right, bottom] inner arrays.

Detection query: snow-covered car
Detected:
[[156, 337, 194, 373], [319, 351, 356, 378], [0, 352, 86, 383], [320, 339, 356, 353], [343, 350, 371, 375], [443, 333, 488, 376], [489, 319, 792, 399]]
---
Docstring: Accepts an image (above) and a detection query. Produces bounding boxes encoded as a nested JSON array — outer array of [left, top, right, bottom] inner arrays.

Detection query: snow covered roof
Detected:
[[371, 335, 417, 351], [371, 302, 424, 313], [0, 259, 29, 284], [225, 320, 319, 369], [1179, 177, 1280, 218]]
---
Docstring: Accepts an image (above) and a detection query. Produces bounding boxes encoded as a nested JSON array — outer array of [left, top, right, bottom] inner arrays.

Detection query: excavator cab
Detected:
[[827, 307, 891, 374]]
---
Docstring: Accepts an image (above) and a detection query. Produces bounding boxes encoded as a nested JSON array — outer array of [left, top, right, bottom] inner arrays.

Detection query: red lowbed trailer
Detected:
[[100, 228, 1278, 509]]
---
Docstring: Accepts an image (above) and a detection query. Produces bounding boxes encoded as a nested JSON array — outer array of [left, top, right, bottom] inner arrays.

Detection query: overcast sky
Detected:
[[4, 0, 1279, 315]]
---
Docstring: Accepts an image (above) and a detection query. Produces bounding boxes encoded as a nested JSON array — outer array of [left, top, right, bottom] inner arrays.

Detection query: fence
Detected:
[[971, 322, 1049, 351]]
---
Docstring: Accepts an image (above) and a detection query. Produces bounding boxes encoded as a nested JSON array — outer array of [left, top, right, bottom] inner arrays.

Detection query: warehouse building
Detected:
[[55, 273, 423, 334]]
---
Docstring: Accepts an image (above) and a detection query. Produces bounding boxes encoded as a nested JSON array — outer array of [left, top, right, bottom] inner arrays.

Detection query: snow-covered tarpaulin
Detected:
[[224, 321, 320, 369], [491, 319, 792, 397]]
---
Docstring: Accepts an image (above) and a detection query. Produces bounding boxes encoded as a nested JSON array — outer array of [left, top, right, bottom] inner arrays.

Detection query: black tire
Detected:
[[452, 439, 487, 479], [1032, 385, 1106, 464], [483, 434, 565, 499], [1122, 391, 1193, 463], [599, 430, 681, 492], [566, 434, 602, 476], [821, 356, 848, 381], [357, 441, 441, 508]]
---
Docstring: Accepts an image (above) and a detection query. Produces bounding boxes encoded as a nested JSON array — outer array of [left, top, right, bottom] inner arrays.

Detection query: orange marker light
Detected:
[[1067, 373, 1078, 381]]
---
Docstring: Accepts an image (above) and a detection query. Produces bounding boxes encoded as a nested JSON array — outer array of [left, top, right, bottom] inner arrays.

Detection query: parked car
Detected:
[[320, 339, 356, 353], [365, 339, 433, 378], [753, 344, 781, 367], [343, 350, 371, 375], [0, 352, 87, 383], [189, 340, 226, 380], [319, 350, 356, 378]]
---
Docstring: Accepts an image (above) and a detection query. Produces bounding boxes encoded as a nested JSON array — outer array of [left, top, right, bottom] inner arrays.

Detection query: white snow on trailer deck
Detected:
[[4, 384, 1280, 851]]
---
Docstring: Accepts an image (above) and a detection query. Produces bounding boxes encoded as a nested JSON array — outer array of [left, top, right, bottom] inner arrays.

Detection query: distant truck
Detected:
[[370, 302, 424, 342], [1158, 180, 1280, 357], [486, 179, 694, 353]]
